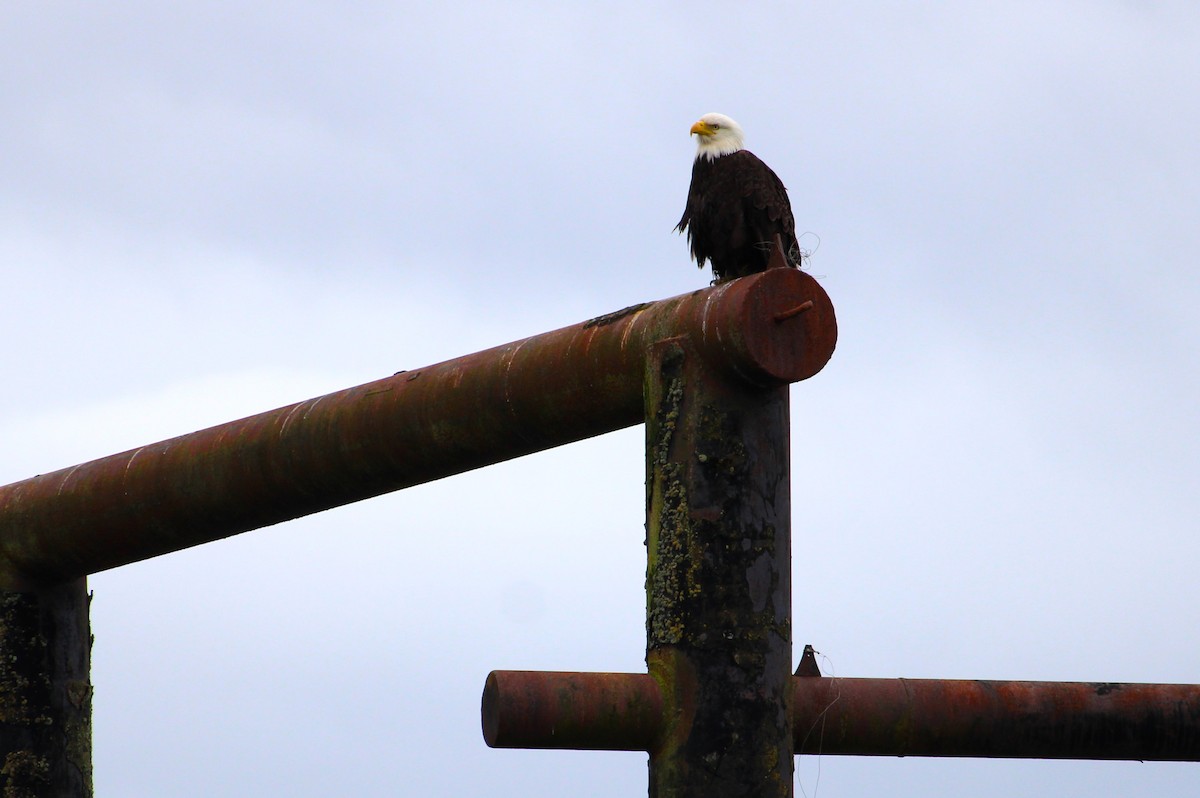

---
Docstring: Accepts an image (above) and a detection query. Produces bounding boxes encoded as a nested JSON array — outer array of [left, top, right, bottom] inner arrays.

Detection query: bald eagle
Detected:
[[676, 113, 800, 282]]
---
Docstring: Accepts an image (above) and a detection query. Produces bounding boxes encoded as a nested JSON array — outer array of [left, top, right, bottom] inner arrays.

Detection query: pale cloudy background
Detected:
[[2, 2, 1199, 795]]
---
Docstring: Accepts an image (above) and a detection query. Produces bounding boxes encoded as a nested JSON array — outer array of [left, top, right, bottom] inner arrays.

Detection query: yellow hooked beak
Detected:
[[690, 120, 716, 137]]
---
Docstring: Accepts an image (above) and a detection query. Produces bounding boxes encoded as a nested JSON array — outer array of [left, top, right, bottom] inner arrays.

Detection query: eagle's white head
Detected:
[[690, 112, 745, 161]]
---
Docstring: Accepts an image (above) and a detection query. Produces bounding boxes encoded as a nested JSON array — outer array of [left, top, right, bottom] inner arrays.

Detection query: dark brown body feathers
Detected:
[[676, 150, 799, 281]]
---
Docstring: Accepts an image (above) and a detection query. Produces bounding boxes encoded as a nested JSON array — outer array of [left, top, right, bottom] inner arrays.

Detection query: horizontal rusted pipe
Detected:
[[482, 671, 662, 751], [0, 269, 836, 587], [482, 671, 1200, 761], [794, 676, 1200, 760]]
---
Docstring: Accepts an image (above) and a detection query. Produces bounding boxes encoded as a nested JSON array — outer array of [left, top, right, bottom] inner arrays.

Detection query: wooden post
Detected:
[[0, 577, 93, 798], [645, 338, 793, 797]]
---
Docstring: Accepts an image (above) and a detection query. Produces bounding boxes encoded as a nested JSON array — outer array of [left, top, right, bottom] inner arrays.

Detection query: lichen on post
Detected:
[[644, 337, 793, 797], [0, 578, 93, 798]]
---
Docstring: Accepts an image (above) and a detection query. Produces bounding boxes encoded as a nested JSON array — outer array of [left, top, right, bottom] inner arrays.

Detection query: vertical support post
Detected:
[[0, 578, 93, 798], [645, 338, 793, 797]]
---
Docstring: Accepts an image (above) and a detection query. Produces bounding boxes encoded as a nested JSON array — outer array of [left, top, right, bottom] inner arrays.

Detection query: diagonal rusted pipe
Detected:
[[0, 269, 835, 587]]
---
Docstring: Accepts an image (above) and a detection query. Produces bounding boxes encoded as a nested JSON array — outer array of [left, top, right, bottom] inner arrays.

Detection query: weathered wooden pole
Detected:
[[0, 578, 92, 798], [644, 335, 794, 797]]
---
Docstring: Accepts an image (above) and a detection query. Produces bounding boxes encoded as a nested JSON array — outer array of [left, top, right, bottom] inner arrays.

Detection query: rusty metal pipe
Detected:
[[482, 670, 662, 752], [482, 671, 1200, 761], [0, 270, 835, 587], [793, 676, 1200, 760]]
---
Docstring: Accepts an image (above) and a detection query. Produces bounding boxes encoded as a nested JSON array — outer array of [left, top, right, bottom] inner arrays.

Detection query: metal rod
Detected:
[[793, 676, 1200, 760], [644, 338, 794, 796], [773, 300, 814, 323], [0, 270, 836, 587], [481, 670, 1200, 761], [482, 671, 662, 752]]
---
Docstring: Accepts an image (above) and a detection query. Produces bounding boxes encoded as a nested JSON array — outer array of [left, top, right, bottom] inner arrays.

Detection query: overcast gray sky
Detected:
[[2, 2, 1199, 795]]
